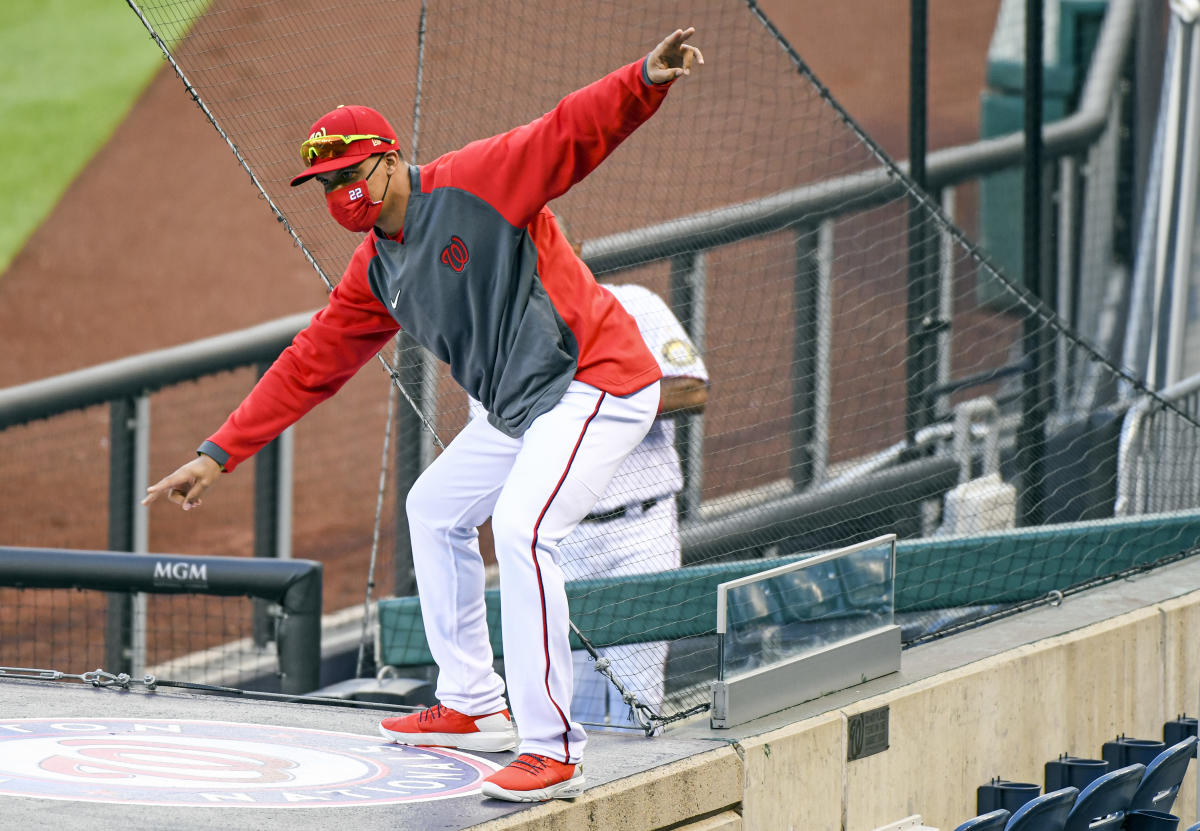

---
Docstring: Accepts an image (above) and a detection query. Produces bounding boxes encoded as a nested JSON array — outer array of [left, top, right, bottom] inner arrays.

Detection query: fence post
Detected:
[[1017, 0, 1050, 525], [392, 335, 423, 597], [791, 225, 821, 490], [277, 561, 323, 694], [106, 397, 136, 673], [905, 0, 943, 447], [252, 362, 293, 646], [670, 252, 707, 520]]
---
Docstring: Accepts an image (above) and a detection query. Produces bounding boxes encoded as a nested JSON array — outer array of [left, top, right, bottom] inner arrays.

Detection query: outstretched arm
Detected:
[[143, 249, 399, 511], [434, 27, 704, 228]]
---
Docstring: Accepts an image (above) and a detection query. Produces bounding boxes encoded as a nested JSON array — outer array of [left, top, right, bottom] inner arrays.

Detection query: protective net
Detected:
[[90, 0, 1200, 729], [0, 586, 269, 687]]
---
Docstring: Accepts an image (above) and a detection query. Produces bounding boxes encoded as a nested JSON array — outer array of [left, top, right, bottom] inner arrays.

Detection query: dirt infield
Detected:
[[0, 0, 1001, 625]]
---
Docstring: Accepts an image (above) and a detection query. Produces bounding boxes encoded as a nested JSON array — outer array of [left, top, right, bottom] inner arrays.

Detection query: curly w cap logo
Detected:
[[0, 718, 499, 807], [441, 235, 469, 272]]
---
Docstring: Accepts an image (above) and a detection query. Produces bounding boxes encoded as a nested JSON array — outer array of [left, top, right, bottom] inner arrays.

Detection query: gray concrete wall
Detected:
[[739, 592, 1200, 830]]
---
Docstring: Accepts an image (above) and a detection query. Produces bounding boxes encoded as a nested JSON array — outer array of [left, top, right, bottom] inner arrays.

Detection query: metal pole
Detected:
[[791, 227, 819, 490], [909, 0, 928, 192], [253, 366, 280, 646], [105, 397, 136, 673], [276, 561, 322, 695], [905, 0, 938, 446], [1166, 20, 1200, 385], [252, 363, 294, 646], [130, 395, 150, 678], [670, 252, 707, 519], [1134, 0, 1169, 238], [814, 221, 833, 485], [1017, 0, 1048, 525], [936, 188, 956, 421], [1056, 156, 1079, 409], [392, 336, 422, 597]]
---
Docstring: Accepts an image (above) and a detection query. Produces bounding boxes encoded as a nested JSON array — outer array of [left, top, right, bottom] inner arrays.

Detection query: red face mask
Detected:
[[326, 157, 389, 233]]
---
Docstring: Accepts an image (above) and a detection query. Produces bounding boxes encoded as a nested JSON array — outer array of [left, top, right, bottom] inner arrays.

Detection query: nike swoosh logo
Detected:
[[391, 287, 402, 309]]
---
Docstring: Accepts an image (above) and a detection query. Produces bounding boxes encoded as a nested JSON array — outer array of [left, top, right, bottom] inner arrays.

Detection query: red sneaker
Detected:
[[378, 703, 517, 753], [480, 753, 585, 802]]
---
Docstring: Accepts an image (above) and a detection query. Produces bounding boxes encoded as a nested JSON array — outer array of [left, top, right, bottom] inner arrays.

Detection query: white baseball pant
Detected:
[[405, 379, 659, 763]]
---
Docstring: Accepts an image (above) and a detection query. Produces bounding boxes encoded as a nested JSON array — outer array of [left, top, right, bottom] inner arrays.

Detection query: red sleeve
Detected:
[[423, 58, 673, 228], [205, 241, 399, 472]]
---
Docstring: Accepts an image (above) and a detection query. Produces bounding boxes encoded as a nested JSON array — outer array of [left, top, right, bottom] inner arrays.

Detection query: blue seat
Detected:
[[1004, 786, 1077, 831], [953, 808, 1010, 831], [1061, 763, 1144, 831], [1184, 822, 1200, 831], [1102, 736, 1166, 768], [1044, 755, 1108, 791], [1129, 735, 1197, 814]]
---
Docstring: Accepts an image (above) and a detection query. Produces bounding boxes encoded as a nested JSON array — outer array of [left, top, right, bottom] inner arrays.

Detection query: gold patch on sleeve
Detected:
[[662, 338, 698, 367]]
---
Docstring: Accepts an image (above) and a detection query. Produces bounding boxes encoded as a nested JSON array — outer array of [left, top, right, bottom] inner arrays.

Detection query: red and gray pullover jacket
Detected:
[[199, 58, 671, 472]]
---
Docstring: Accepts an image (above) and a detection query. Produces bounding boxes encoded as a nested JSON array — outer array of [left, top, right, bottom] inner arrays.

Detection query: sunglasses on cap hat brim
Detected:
[[291, 133, 397, 187]]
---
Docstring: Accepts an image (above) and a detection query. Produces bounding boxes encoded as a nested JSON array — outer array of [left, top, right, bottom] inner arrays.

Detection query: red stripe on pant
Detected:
[[528, 391, 605, 762]]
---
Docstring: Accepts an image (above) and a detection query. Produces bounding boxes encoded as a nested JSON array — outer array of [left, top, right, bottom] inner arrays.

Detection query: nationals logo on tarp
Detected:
[[0, 718, 501, 807]]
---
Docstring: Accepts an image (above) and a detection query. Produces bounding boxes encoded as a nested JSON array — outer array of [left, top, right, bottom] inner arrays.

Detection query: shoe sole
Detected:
[[377, 724, 518, 753], [479, 775, 586, 802]]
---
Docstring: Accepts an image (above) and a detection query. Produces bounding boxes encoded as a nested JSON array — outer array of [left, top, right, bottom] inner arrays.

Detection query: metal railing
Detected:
[[0, 313, 310, 673], [586, 0, 1138, 495], [0, 546, 323, 693], [0, 0, 1140, 616], [1115, 372, 1200, 516]]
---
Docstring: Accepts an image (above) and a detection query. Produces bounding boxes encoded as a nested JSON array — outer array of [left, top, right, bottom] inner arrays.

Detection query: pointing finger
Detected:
[[142, 475, 181, 506]]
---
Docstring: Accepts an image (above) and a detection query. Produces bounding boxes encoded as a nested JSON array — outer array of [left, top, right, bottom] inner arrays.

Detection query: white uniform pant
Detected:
[[405, 380, 659, 763], [562, 497, 679, 728]]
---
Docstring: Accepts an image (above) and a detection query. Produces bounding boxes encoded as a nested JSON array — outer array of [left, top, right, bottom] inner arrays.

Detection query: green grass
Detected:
[[0, 1, 186, 275]]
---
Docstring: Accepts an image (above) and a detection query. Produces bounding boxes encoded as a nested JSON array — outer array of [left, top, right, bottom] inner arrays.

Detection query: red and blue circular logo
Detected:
[[0, 718, 501, 807]]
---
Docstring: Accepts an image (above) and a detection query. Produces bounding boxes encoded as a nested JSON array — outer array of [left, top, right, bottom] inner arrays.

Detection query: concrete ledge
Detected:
[[676, 811, 744, 830], [471, 747, 743, 831]]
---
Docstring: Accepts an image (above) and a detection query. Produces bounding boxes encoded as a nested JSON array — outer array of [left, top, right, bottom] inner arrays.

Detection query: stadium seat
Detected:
[[1003, 786, 1077, 831], [1184, 822, 1200, 831], [977, 778, 1041, 813], [1162, 716, 1197, 753], [1129, 736, 1197, 814], [1061, 763, 1144, 831], [1044, 754, 1109, 791], [952, 808, 1010, 831], [1122, 809, 1182, 830], [1102, 735, 1166, 768]]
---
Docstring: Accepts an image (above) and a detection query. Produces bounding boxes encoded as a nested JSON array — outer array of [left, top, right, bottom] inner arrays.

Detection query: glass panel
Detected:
[[721, 538, 894, 679]]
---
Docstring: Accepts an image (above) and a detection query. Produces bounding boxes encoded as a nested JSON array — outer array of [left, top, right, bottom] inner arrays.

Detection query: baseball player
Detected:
[[143, 28, 704, 803], [562, 282, 708, 730]]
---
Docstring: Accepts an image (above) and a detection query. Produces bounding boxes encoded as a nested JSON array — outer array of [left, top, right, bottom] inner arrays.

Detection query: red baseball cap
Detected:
[[290, 104, 399, 187]]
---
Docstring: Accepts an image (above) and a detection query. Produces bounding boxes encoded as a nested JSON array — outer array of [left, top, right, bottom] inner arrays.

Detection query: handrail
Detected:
[[584, 0, 1136, 275], [1114, 370, 1200, 515], [0, 311, 314, 429], [0, 546, 323, 694]]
